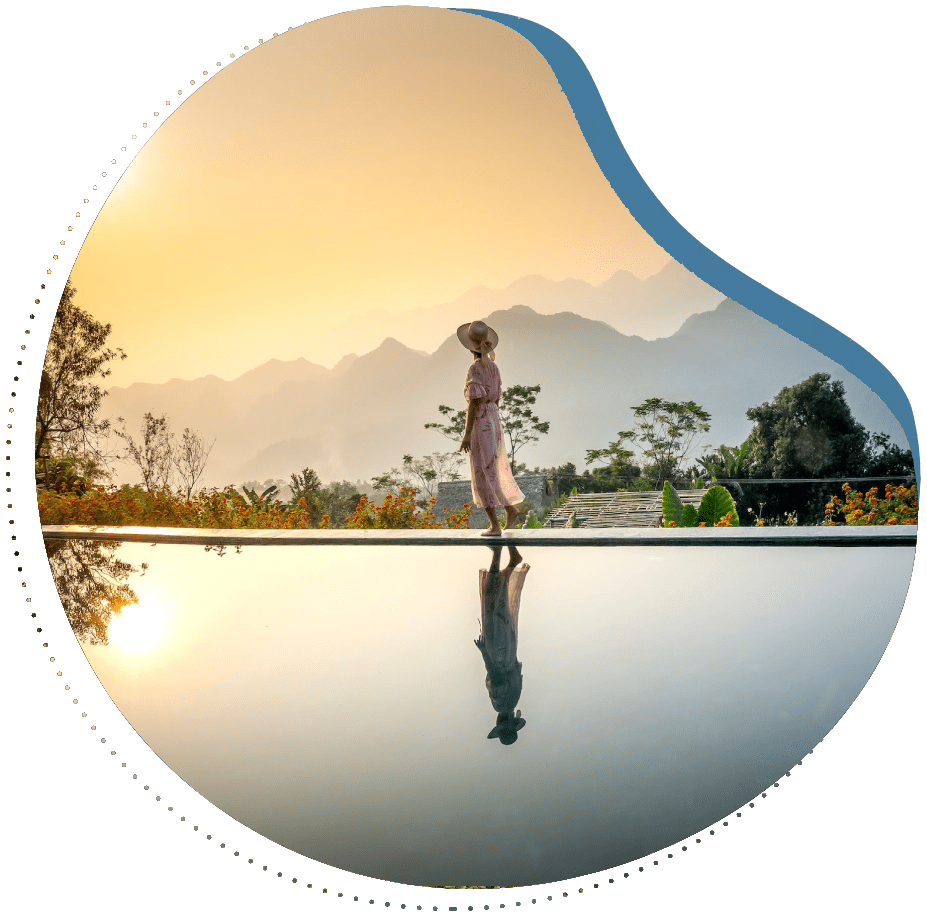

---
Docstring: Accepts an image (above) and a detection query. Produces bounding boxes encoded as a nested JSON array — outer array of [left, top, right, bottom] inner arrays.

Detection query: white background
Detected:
[[2, 2, 923, 915]]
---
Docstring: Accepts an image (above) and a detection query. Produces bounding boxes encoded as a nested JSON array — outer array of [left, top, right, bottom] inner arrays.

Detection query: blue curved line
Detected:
[[453, 7, 920, 485]]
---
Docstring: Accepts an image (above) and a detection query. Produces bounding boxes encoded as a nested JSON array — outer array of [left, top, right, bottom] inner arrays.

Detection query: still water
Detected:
[[52, 539, 913, 887]]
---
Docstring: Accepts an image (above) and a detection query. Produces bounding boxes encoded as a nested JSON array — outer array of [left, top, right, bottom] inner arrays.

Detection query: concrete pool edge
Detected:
[[40, 525, 917, 547]]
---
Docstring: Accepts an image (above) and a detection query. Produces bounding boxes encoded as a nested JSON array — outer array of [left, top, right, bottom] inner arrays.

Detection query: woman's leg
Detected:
[[482, 506, 502, 536], [503, 504, 520, 529]]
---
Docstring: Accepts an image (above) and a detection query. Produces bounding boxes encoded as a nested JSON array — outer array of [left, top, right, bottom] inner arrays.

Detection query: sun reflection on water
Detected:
[[108, 598, 166, 652]]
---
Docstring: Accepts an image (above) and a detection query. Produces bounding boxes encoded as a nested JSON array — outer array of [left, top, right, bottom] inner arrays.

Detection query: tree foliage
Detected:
[[498, 384, 550, 472], [426, 385, 549, 473], [743, 373, 870, 478], [425, 405, 466, 442], [373, 452, 463, 504], [116, 412, 174, 493], [584, 435, 641, 489], [738, 372, 914, 522], [616, 398, 711, 488], [172, 426, 216, 499], [36, 279, 126, 472], [45, 538, 146, 645]]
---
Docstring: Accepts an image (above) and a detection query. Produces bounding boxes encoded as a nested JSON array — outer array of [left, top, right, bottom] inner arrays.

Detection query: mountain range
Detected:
[[309, 259, 726, 363], [101, 299, 908, 489]]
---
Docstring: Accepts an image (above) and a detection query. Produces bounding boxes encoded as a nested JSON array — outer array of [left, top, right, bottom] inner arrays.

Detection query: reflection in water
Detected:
[[475, 545, 529, 745], [44, 539, 147, 645], [69, 541, 913, 886]]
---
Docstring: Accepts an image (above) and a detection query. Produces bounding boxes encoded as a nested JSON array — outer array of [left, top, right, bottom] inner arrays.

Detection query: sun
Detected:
[[108, 599, 167, 652]]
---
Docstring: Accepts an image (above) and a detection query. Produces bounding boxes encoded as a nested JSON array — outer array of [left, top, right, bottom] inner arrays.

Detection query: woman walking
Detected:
[[457, 320, 525, 536]]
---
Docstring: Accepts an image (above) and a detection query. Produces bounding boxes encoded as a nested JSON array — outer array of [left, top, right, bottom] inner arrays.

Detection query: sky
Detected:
[[69, 7, 671, 388]]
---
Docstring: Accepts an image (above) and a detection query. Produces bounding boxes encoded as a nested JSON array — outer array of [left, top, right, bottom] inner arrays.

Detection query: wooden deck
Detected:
[[545, 489, 708, 528]]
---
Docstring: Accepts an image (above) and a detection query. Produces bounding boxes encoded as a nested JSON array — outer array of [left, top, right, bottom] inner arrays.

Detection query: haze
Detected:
[[70, 7, 671, 389]]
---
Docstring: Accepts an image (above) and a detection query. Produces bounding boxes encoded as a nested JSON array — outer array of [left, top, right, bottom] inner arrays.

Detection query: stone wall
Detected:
[[435, 475, 557, 528]]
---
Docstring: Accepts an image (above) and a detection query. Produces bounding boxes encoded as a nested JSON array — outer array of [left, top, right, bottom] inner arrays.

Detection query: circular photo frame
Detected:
[[5, 3, 923, 915]]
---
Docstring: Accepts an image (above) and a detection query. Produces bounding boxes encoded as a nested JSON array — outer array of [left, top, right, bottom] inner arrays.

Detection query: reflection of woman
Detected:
[[457, 320, 525, 537], [474, 545, 529, 745]]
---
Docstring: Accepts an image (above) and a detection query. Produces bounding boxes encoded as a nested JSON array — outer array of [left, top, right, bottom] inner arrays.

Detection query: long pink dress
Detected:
[[464, 359, 525, 509], [476, 562, 530, 714]]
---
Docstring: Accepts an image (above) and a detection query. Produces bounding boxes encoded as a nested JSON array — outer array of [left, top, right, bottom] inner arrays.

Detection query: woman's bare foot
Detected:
[[481, 526, 502, 537], [506, 546, 523, 567], [503, 505, 520, 530]]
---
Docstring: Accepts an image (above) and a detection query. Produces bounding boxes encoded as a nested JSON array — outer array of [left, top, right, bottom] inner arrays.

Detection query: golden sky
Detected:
[[72, 7, 670, 387]]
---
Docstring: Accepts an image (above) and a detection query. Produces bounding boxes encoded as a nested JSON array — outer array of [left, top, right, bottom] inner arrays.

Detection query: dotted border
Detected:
[[9, 19, 826, 912]]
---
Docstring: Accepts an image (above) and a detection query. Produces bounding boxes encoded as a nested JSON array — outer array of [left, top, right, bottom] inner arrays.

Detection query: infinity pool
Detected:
[[50, 539, 914, 886]]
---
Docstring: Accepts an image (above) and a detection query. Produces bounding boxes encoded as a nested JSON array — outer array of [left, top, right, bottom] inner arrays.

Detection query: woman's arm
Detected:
[[460, 397, 480, 452]]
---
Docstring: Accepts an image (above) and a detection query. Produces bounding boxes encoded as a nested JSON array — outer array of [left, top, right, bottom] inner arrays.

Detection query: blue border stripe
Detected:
[[454, 8, 919, 485]]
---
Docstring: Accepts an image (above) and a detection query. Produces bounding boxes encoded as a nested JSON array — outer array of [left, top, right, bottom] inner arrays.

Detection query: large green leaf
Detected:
[[662, 481, 684, 525], [696, 485, 739, 526], [680, 504, 698, 527]]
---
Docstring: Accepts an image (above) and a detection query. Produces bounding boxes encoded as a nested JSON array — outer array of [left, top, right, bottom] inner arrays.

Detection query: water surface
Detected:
[[57, 540, 912, 886]]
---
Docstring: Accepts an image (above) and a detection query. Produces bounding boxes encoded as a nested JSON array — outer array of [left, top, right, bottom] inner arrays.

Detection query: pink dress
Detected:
[[476, 562, 530, 714], [464, 360, 525, 509]]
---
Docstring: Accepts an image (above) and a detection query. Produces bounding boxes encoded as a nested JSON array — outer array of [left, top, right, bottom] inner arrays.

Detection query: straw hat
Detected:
[[457, 320, 499, 355]]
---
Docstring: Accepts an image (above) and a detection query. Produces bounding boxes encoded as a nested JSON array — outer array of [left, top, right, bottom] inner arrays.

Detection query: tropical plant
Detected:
[[696, 485, 740, 526], [662, 482, 739, 527], [661, 480, 685, 526], [241, 484, 281, 509], [696, 443, 750, 480]]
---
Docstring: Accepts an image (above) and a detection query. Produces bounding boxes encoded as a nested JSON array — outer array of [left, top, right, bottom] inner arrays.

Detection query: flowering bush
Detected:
[[823, 482, 918, 526], [38, 484, 314, 529], [38, 483, 477, 530], [341, 487, 471, 529]]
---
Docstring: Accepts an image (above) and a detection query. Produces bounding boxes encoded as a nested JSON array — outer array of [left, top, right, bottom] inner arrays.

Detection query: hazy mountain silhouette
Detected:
[[312, 260, 725, 362], [103, 300, 908, 488]]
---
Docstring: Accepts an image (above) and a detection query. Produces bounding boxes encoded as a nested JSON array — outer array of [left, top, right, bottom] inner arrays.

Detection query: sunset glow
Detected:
[[108, 599, 167, 652]]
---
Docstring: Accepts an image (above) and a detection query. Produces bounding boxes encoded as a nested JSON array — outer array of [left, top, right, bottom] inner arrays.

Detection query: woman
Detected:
[[457, 319, 525, 536], [474, 544, 529, 746]]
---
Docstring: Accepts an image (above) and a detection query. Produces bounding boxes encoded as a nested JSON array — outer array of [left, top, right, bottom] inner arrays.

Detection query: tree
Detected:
[[743, 373, 870, 479], [45, 538, 146, 645], [171, 426, 216, 499], [426, 385, 550, 473], [117, 412, 174, 492], [318, 480, 364, 527], [619, 398, 711, 488], [498, 384, 550, 472], [865, 432, 915, 477], [373, 452, 464, 504], [288, 467, 325, 525], [425, 405, 466, 443], [36, 279, 126, 474], [739, 372, 914, 522], [584, 435, 641, 489]]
